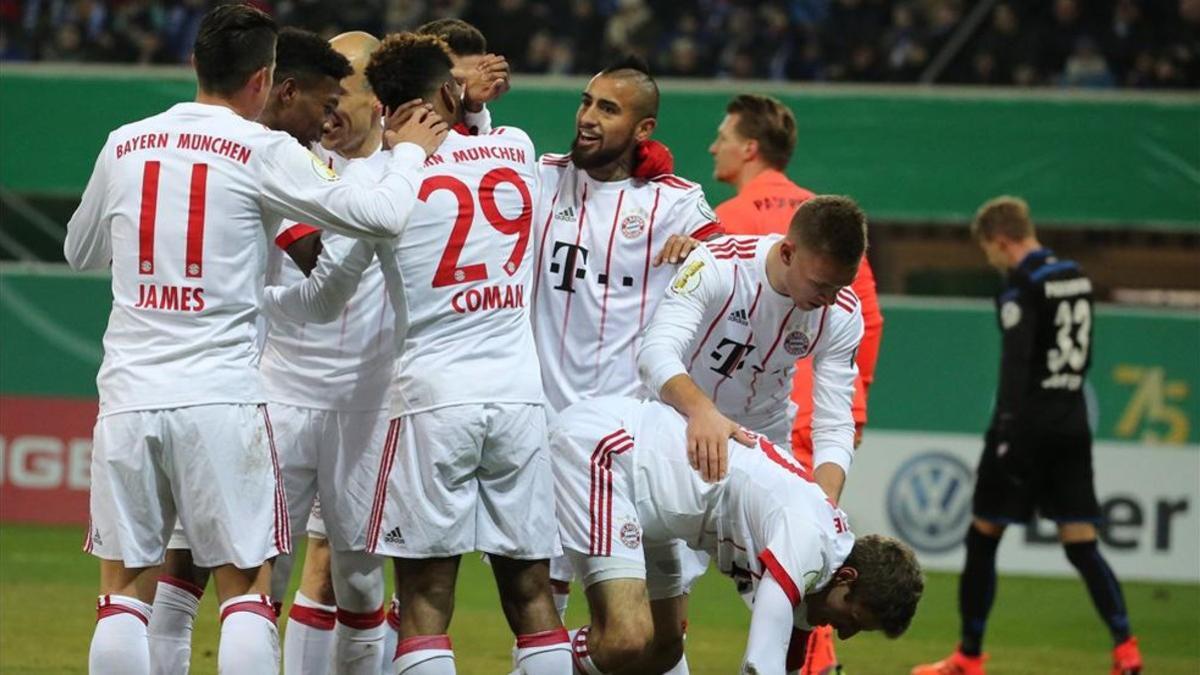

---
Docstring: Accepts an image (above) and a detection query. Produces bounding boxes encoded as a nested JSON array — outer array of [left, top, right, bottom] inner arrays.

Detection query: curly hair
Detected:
[[843, 534, 924, 638], [789, 195, 868, 267], [365, 32, 455, 111], [275, 27, 353, 86]]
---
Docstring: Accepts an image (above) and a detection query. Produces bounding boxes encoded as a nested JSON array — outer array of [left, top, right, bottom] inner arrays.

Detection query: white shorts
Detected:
[[365, 403, 559, 560], [270, 403, 391, 552], [86, 404, 288, 569], [551, 405, 703, 600]]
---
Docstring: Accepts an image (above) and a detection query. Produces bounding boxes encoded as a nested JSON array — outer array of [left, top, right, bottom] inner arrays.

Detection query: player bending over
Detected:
[[551, 396, 923, 674], [356, 33, 568, 673]]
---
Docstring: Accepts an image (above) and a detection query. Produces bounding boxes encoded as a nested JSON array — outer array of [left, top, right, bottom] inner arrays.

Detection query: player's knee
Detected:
[[597, 611, 654, 664], [645, 633, 685, 672]]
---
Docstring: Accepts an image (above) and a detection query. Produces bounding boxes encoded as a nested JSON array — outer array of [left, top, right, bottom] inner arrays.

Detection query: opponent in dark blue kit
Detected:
[[913, 196, 1142, 675]]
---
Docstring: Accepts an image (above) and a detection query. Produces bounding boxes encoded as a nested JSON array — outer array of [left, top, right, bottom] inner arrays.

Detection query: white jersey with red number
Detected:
[[260, 139, 394, 412], [638, 235, 863, 464], [358, 128, 543, 417], [531, 154, 723, 411], [569, 396, 855, 607], [63, 102, 427, 416]]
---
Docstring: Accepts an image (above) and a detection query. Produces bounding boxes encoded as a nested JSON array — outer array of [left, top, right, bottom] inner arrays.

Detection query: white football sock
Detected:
[[148, 577, 203, 675], [89, 595, 152, 675], [515, 628, 571, 674], [569, 626, 606, 675], [394, 635, 455, 674], [383, 596, 401, 674], [284, 591, 336, 675], [218, 594, 280, 674], [334, 607, 386, 675]]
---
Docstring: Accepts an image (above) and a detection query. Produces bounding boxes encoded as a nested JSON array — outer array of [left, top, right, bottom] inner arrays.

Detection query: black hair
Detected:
[[193, 4, 278, 96], [365, 32, 455, 111], [415, 18, 487, 56], [274, 27, 353, 87], [599, 53, 659, 119]]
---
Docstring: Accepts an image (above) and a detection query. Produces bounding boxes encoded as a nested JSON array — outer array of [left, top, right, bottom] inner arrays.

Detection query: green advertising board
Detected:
[[2, 66, 1198, 230], [2, 265, 1196, 445]]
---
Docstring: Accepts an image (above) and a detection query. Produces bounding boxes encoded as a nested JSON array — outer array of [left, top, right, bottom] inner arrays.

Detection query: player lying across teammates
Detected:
[[65, 4, 924, 674]]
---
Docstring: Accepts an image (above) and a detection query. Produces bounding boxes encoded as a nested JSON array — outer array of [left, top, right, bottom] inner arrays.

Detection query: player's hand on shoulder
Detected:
[[686, 407, 755, 483], [654, 234, 702, 267], [463, 53, 511, 111], [382, 100, 448, 156]]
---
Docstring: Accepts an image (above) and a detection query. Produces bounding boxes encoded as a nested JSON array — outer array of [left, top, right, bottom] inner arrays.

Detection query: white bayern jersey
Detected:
[[63, 102, 427, 415], [604, 396, 854, 613], [638, 234, 863, 462], [356, 128, 543, 417], [531, 155, 723, 411], [260, 146, 395, 412]]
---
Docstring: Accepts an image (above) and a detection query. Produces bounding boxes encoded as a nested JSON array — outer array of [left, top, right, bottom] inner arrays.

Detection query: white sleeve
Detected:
[[668, 185, 724, 240], [262, 237, 374, 324], [463, 105, 492, 135], [741, 574, 794, 675], [637, 246, 725, 395], [63, 145, 113, 270], [811, 305, 864, 473], [258, 137, 428, 240]]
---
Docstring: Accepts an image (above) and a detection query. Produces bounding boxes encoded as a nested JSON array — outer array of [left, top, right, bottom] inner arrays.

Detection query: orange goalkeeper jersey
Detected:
[[714, 170, 883, 469]]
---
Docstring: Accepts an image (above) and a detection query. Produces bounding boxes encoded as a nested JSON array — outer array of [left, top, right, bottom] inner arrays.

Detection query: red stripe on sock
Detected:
[[336, 605, 386, 630], [158, 575, 204, 599], [96, 603, 148, 625], [397, 634, 452, 656], [221, 599, 277, 624], [517, 627, 570, 648], [288, 603, 336, 630]]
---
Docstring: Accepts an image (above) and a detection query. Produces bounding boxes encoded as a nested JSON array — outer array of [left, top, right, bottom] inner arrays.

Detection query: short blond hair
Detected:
[[971, 195, 1034, 241]]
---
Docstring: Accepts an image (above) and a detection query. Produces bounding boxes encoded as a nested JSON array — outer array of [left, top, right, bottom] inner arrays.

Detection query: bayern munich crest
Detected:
[[619, 521, 642, 549], [620, 214, 647, 239], [784, 330, 810, 355]]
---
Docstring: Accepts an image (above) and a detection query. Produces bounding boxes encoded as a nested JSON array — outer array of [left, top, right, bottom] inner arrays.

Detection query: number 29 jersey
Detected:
[[363, 129, 544, 418]]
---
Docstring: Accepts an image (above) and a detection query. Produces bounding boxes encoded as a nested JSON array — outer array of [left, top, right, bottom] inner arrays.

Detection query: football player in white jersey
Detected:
[[530, 60, 722, 665], [356, 34, 569, 674], [64, 6, 447, 674], [143, 27, 362, 675], [639, 196, 867, 505], [551, 396, 924, 674], [532, 55, 723, 414]]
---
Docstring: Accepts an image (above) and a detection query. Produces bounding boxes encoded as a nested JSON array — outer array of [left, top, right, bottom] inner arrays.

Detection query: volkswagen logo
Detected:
[[887, 452, 974, 554]]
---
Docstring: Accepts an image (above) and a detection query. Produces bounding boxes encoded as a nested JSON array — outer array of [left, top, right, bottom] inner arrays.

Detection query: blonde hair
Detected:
[[971, 195, 1035, 241]]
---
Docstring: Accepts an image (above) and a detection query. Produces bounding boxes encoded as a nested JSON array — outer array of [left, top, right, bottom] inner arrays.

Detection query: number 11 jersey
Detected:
[[364, 128, 544, 418]]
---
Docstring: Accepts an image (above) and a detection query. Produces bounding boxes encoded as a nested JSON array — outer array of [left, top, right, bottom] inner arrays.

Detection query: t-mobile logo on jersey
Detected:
[[548, 241, 634, 293], [709, 338, 756, 377]]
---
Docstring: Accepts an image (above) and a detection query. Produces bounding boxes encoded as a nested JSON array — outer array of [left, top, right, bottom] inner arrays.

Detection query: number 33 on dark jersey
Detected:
[[992, 248, 1094, 434]]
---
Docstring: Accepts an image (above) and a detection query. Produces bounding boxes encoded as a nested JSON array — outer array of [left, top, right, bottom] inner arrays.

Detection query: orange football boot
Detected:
[[800, 625, 841, 675], [911, 647, 987, 675], [1111, 636, 1142, 675]]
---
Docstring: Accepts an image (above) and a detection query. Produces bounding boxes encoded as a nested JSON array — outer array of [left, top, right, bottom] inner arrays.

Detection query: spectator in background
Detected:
[[1060, 37, 1115, 87], [5, 0, 1197, 89]]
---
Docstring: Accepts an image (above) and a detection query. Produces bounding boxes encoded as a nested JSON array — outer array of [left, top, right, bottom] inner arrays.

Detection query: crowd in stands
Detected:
[[4, 0, 1198, 88]]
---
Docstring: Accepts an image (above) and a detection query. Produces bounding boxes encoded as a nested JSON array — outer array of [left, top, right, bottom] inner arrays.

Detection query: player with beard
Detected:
[[530, 55, 722, 675]]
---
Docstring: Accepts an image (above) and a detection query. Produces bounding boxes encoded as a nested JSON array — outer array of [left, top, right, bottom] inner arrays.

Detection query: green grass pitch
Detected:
[[1, 524, 1197, 674]]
